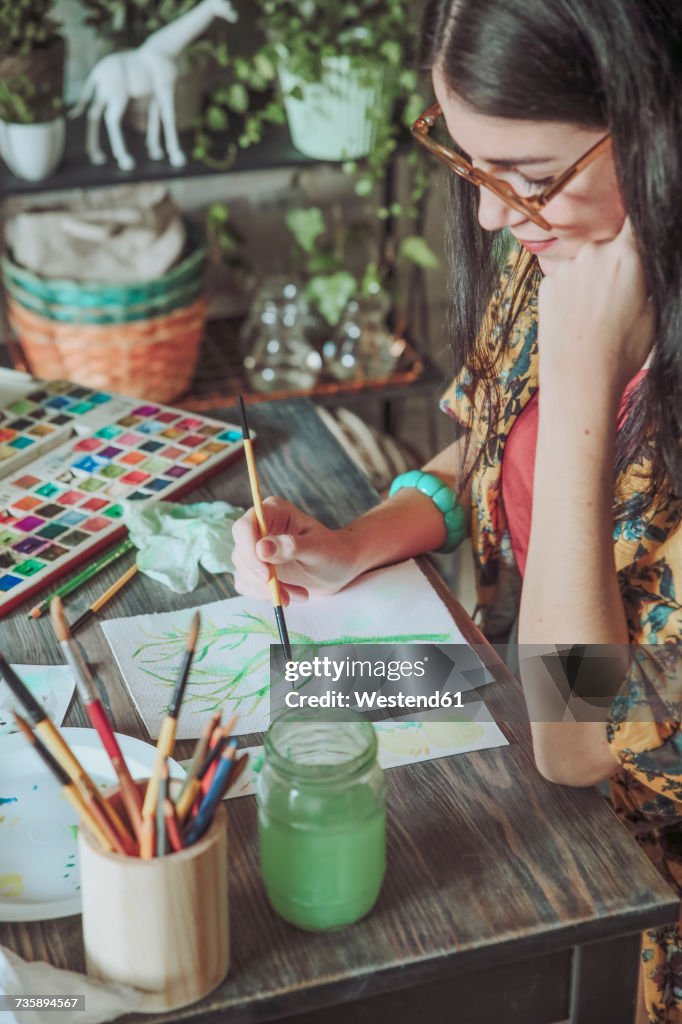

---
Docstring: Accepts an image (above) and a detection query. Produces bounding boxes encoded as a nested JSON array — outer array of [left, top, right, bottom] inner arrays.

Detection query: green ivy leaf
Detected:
[[226, 83, 249, 114], [253, 53, 276, 81], [208, 202, 229, 224], [306, 271, 357, 326], [379, 40, 401, 65], [399, 236, 440, 269], [361, 261, 383, 296], [285, 207, 326, 254], [261, 101, 286, 124], [234, 57, 251, 81], [206, 105, 229, 132], [354, 177, 373, 197]]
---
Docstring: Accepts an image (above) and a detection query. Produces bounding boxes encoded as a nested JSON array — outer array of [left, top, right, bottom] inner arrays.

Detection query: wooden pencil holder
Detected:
[[78, 780, 229, 1012]]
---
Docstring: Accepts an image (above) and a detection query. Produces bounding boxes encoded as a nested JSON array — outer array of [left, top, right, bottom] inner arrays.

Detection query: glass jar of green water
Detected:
[[257, 709, 386, 931]]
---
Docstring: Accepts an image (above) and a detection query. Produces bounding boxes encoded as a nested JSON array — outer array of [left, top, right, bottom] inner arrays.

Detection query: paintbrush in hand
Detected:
[[238, 396, 292, 662]]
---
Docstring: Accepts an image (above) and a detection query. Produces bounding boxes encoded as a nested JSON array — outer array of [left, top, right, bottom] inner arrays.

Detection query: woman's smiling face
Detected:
[[432, 68, 626, 274]]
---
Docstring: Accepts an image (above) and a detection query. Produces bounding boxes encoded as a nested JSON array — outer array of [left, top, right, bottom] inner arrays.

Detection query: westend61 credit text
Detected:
[[283, 655, 463, 710], [284, 689, 464, 710], [270, 644, 491, 723]]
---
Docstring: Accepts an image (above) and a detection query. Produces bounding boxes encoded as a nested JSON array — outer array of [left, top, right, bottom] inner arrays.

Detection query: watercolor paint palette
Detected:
[[0, 368, 246, 617]]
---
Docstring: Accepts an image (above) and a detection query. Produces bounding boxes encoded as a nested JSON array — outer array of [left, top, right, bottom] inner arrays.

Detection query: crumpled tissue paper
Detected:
[[123, 500, 243, 593], [0, 945, 141, 1024]]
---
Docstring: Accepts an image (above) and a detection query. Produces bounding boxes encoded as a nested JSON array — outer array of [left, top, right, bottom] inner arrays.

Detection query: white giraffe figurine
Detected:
[[70, 0, 238, 171]]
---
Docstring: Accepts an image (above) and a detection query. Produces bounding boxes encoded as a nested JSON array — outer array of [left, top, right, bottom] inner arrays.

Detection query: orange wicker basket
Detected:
[[8, 295, 208, 404]]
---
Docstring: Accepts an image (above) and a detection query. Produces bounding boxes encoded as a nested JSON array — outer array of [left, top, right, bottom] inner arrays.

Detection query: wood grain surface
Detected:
[[1, 398, 677, 1024]]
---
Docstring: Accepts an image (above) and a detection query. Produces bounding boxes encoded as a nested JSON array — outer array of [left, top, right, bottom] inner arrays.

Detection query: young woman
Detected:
[[232, 1, 682, 1018]]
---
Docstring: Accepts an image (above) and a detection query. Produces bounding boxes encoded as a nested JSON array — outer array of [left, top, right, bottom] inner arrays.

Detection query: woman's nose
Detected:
[[477, 186, 529, 233]]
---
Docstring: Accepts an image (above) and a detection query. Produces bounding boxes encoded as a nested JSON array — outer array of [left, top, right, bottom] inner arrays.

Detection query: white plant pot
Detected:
[[278, 56, 388, 161], [0, 117, 66, 181]]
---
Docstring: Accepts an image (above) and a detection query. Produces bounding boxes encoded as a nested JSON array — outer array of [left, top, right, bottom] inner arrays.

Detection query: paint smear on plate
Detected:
[[0, 874, 23, 898], [0, 797, 18, 806]]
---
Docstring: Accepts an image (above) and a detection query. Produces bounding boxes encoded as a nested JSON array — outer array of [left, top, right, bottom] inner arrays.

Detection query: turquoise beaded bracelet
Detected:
[[388, 470, 466, 554]]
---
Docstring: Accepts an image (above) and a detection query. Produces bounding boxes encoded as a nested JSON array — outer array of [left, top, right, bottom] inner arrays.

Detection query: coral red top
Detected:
[[501, 370, 647, 576]]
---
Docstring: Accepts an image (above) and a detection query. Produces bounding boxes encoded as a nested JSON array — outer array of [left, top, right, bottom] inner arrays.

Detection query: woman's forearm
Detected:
[[519, 378, 626, 784], [521, 378, 628, 645], [341, 436, 473, 577]]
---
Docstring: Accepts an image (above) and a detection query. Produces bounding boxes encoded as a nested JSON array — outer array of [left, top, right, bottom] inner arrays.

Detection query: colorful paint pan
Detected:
[[0, 370, 244, 617]]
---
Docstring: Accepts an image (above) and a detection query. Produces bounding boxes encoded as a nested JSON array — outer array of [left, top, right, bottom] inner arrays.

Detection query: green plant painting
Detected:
[[129, 608, 451, 722], [101, 562, 470, 740]]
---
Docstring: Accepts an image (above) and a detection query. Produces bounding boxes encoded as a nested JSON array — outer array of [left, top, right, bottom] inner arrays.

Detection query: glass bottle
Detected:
[[241, 276, 321, 391]]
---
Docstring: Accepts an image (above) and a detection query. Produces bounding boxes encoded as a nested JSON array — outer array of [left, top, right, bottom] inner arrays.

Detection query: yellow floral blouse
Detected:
[[440, 250, 682, 1023]]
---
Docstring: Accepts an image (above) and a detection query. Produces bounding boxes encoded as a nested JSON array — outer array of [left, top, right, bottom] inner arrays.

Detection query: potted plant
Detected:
[[0, 0, 66, 181], [254, 0, 414, 162]]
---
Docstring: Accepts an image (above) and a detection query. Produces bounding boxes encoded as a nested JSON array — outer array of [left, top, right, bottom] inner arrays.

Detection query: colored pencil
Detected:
[[70, 562, 139, 634], [50, 595, 143, 843], [142, 612, 201, 819], [223, 749, 250, 795], [176, 711, 221, 803], [27, 538, 135, 620], [156, 761, 169, 857], [164, 798, 185, 852], [175, 715, 238, 822], [238, 396, 292, 663], [12, 712, 112, 851], [185, 741, 239, 846], [200, 713, 238, 795], [0, 655, 135, 855]]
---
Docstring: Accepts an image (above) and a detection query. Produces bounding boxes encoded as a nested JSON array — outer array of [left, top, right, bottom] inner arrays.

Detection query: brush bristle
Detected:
[[187, 610, 201, 651], [12, 711, 35, 743], [237, 395, 250, 439]]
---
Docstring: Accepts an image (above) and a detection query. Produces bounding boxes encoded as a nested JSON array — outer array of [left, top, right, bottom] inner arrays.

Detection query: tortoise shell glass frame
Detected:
[[411, 102, 612, 230]]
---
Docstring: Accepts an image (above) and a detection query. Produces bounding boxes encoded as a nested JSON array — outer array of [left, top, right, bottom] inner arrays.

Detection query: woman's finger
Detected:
[[232, 570, 271, 601], [231, 544, 270, 582]]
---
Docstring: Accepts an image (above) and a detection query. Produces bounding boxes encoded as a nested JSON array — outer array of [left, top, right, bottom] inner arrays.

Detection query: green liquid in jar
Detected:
[[258, 780, 386, 931]]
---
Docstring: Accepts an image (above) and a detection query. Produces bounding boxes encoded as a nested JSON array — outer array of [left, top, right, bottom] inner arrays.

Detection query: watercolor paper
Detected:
[[0, 665, 76, 735], [182, 700, 509, 800], [102, 560, 492, 740]]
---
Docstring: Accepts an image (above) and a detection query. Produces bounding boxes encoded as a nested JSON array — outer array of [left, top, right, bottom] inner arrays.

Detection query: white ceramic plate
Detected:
[[0, 728, 185, 922]]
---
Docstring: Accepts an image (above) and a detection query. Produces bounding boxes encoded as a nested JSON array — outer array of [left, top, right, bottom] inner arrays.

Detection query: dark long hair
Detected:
[[421, 0, 682, 519]]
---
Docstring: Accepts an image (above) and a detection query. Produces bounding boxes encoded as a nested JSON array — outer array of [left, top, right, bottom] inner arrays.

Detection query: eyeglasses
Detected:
[[411, 102, 611, 230]]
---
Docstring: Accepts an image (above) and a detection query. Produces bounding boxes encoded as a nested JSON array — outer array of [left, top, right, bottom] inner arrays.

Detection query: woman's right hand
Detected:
[[231, 496, 361, 606]]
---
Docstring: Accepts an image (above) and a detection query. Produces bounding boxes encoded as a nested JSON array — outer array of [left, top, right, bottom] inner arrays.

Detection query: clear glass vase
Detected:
[[242, 277, 322, 392], [323, 295, 398, 381]]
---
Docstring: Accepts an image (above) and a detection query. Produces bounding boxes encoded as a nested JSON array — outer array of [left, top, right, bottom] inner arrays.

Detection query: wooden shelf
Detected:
[[0, 316, 443, 410], [0, 117, 314, 197]]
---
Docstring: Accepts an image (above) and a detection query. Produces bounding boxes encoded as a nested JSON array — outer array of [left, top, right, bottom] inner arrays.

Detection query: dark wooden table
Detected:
[[1, 399, 677, 1024]]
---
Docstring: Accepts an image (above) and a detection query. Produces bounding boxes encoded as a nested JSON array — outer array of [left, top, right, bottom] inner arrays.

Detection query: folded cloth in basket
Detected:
[[5, 185, 185, 284]]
